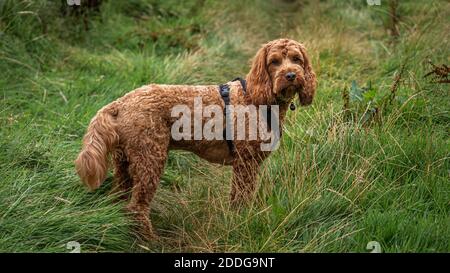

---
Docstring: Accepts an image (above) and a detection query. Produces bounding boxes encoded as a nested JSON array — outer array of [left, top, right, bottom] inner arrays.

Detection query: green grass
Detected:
[[0, 0, 448, 252]]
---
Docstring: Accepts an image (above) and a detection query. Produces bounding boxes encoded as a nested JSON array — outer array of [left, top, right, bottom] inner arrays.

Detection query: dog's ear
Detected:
[[246, 42, 273, 105], [298, 44, 317, 106]]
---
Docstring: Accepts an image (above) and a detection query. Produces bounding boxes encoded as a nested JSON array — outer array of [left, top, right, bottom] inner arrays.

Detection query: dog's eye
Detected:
[[270, 59, 280, 66], [293, 56, 302, 63]]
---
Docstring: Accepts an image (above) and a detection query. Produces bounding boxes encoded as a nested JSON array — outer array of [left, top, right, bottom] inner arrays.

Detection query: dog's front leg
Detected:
[[230, 155, 261, 207]]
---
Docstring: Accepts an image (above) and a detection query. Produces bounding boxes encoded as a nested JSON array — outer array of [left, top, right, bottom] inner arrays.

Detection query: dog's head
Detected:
[[246, 38, 317, 106]]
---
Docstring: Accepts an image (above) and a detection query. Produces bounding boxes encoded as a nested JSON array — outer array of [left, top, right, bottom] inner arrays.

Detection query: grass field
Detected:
[[0, 0, 448, 252]]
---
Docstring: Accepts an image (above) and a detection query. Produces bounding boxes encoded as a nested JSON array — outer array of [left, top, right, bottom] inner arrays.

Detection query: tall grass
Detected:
[[0, 0, 448, 252]]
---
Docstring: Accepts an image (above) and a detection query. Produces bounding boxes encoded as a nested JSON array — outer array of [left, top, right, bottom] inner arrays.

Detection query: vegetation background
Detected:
[[0, 0, 448, 252]]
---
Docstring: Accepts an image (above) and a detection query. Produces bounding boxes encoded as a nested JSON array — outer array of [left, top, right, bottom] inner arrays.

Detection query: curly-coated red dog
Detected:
[[75, 38, 317, 239]]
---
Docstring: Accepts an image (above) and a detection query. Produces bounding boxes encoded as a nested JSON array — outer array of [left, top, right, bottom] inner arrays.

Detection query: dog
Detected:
[[75, 38, 317, 239]]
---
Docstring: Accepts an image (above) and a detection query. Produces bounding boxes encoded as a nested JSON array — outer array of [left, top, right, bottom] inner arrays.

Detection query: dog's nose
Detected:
[[285, 72, 296, 81]]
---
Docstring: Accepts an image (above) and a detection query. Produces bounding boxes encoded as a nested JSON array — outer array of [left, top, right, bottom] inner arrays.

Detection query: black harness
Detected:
[[219, 78, 244, 153], [218, 77, 273, 154]]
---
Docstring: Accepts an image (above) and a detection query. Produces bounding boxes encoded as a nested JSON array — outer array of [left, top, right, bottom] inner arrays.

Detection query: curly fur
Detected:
[[75, 103, 119, 190], [75, 38, 317, 239]]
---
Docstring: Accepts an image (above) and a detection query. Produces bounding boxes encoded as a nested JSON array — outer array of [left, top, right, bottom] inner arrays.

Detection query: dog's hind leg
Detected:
[[111, 148, 132, 201], [125, 127, 170, 240]]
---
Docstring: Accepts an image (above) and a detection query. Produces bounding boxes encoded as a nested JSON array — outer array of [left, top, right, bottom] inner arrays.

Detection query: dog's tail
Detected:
[[75, 104, 119, 191]]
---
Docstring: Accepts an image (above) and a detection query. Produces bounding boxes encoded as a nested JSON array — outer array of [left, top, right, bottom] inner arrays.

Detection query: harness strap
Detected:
[[218, 78, 277, 155], [218, 78, 247, 154], [232, 77, 247, 95], [219, 83, 234, 152]]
